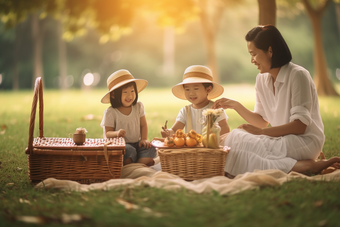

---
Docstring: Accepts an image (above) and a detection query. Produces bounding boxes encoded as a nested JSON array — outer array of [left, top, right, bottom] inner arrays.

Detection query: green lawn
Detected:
[[1, 84, 340, 227]]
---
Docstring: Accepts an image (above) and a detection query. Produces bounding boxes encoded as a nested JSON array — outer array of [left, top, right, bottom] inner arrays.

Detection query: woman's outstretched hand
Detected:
[[212, 98, 238, 110], [238, 124, 264, 135]]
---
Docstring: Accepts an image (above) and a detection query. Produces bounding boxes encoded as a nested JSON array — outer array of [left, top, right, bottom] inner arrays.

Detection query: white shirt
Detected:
[[100, 102, 145, 143], [254, 62, 325, 149], [176, 101, 228, 134]]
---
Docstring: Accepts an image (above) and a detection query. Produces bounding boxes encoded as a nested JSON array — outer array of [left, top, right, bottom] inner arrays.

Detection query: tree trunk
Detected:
[[258, 0, 276, 25], [162, 27, 175, 77], [12, 24, 22, 90], [201, 18, 219, 83], [199, 0, 225, 83], [302, 0, 339, 96], [31, 14, 44, 87], [58, 20, 67, 89], [335, 3, 340, 40]]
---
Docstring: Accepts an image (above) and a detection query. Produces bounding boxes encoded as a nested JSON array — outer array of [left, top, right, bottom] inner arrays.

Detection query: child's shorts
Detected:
[[125, 141, 157, 162]]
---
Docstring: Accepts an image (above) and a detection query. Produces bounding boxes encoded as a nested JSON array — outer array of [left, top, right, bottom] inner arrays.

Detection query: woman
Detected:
[[213, 25, 340, 177]]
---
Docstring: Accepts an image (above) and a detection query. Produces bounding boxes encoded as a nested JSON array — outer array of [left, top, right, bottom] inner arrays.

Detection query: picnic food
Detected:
[[196, 134, 203, 143], [75, 127, 87, 134], [162, 128, 203, 147], [202, 133, 219, 149], [173, 129, 202, 147], [185, 136, 197, 147], [73, 127, 87, 145], [176, 129, 185, 138], [174, 136, 185, 147], [164, 136, 174, 147]]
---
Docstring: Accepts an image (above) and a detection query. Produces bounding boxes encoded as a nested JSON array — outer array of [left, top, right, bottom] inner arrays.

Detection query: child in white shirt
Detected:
[[101, 69, 156, 166], [161, 65, 230, 144]]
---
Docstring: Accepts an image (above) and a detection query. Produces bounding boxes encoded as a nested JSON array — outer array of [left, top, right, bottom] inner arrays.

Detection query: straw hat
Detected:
[[101, 69, 148, 104], [172, 65, 224, 100]]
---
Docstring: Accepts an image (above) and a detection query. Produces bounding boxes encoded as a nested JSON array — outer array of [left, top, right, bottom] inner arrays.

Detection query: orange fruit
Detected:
[[174, 137, 185, 147], [196, 134, 203, 143], [175, 129, 184, 138], [188, 130, 197, 139], [186, 136, 197, 147], [164, 137, 174, 147]]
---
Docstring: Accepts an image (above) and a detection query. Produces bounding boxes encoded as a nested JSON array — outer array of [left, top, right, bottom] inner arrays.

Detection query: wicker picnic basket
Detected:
[[158, 147, 229, 181], [25, 77, 125, 184]]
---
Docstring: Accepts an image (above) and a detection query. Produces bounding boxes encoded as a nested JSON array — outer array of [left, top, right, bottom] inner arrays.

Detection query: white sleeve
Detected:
[[138, 102, 146, 117], [217, 110, 228, 122], [100, 107, 116, 129], [289, 70, 313, 126]]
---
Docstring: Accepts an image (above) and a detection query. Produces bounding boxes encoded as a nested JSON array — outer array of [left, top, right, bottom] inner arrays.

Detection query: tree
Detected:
[[335, 1, 340, 39], [258, 0, 276, 25], [0, 0, 47, 87], [31, 13, 44, 85], [278, 0, 339, 96], [12, 24, 23, 90], [57, 19, 67, 89], [198, 0, 226, 83], [136, 0, 199, 78], [0, 0, 136, 88], [301, 0, 339, 96]]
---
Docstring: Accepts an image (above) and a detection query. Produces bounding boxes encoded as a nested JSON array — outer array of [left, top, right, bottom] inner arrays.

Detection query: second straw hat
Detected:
[[172, 65, 224, 100]]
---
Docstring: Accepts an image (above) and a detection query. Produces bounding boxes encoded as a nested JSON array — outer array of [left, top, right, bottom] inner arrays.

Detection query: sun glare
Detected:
[[83, 73, 94, 86]]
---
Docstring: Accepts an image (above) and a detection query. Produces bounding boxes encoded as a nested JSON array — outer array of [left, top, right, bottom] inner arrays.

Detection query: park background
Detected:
[[0, 0, 339, 92], [1, 1, 340, 226]]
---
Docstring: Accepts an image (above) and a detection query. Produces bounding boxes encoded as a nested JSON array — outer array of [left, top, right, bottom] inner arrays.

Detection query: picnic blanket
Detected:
[[35, 163, 340, 195]]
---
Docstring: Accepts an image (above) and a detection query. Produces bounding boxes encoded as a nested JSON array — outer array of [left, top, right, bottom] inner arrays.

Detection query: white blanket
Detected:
[[35, 163, 340, 195]]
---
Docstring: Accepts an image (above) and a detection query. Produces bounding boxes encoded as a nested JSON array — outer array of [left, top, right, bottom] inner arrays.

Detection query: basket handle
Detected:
[[27, 77, 44, 154]]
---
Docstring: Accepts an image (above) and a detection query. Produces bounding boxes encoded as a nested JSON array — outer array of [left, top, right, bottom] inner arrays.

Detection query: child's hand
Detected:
[[161, 129, 168, 138], [161, 129, 174, 138], [139, 139, 151, 148], [117, 129, 126, 137]]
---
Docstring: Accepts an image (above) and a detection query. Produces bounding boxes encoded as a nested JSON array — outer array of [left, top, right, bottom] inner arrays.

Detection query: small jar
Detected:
[[73, 133, 86, 145]]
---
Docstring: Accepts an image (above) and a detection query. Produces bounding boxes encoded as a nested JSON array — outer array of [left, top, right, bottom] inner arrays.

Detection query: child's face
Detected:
[[121, 85, 136, 107], [183, 83, 211, 108]]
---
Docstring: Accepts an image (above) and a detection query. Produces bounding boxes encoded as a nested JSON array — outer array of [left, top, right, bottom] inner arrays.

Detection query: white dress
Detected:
[[223, 62, 325, 175]]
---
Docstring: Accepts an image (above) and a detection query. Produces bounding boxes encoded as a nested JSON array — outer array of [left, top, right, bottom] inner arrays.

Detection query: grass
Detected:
[[1, 84, 340, 226]]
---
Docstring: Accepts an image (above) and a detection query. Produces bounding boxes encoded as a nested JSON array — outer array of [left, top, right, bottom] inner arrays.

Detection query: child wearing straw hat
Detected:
[[161, 65, 230, 144], [100, 69, 156, 166]]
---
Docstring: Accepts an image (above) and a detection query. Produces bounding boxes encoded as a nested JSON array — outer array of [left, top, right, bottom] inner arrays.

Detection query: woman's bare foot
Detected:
[[291, 157, 340, 175]]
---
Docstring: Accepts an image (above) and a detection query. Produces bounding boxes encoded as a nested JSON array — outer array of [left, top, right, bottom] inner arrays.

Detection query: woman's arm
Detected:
[[239, 119, 307, 137], [218, 118, 230, 135], [213, 98, 269, 128], [104, 126, 126, 138]]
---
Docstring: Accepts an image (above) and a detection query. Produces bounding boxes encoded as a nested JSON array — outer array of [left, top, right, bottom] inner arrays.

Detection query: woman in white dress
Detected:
[[213, 25, 340, 177]]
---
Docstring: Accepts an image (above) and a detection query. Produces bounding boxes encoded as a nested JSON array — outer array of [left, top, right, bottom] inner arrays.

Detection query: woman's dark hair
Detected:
[[110, 82, 138, 108], [245, 25, 292, 68]]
